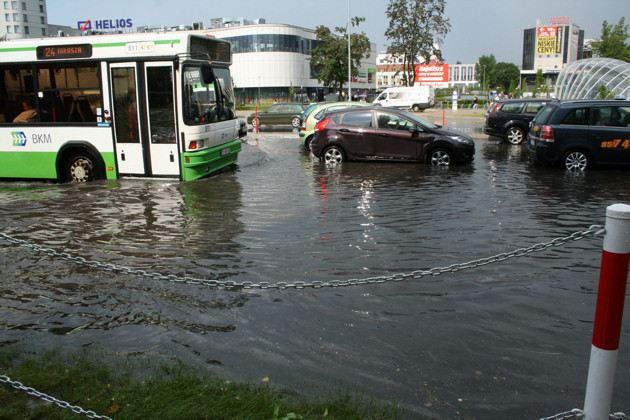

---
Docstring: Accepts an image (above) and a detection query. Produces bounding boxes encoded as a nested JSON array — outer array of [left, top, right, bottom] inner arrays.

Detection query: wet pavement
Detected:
[[1, 113, 629, 419]]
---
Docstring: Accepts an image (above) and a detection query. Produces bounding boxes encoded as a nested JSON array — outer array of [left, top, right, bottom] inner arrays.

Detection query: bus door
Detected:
[[110, 63, 145, 175], [144, 63, 178, 176]]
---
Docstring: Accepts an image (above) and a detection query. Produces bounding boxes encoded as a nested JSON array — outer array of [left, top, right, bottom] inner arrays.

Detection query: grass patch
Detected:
[[0, 348, 400, 419]]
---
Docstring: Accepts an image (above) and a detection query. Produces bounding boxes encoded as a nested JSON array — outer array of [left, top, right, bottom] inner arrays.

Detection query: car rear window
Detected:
[[315, 105, 347, 120], [524, 102, 548, 113], [340, 111, 372, 128], [533, 104, 557, 124], [500, 103, 524, 113]]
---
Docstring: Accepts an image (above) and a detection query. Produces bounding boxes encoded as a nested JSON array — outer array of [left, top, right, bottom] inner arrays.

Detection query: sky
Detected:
[[47, 0, 629, 66]]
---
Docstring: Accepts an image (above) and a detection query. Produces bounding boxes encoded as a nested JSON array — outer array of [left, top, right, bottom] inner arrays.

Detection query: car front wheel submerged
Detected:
[[505, 127, 525, 144], [322, 146, 345, 164], [429, 148, 452, 166], [563, 150, 589, 171]]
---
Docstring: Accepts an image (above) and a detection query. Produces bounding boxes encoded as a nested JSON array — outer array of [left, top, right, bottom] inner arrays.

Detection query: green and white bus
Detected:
[[0, 31, 242, 182]]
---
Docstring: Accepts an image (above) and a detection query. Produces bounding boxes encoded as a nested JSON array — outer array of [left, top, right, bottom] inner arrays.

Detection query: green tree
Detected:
[[310, 18, 372, 98], [384, 0, 451, 86], [475, 54, 496, 93], [532, 68, 544, 98], [597, 84, 615, 99], [492, 62, 520, 93], [590, 17, 630, 61]]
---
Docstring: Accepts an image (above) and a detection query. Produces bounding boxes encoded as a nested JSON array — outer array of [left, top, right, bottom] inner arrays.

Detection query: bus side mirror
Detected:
[[201, 63, 214, 84]]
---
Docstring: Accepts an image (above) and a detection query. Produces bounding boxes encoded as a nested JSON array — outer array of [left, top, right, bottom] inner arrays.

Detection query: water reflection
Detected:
[[1, 133, 629, 419]]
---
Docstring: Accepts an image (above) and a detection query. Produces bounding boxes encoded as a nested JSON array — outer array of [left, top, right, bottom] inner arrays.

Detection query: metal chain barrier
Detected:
[[540, 410, 630, 420], [539, 408, 585, 420], [0, 374, 112, 419], [0, 225, 606, 290], [1, 225, 627, 419]]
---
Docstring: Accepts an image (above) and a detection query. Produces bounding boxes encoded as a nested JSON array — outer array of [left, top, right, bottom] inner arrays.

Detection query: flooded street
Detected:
[[1, 113, 629, 419]]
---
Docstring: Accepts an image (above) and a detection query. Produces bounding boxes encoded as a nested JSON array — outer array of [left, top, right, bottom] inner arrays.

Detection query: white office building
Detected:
[[1, 0, 47, 39], [203, 20, 377, 104]]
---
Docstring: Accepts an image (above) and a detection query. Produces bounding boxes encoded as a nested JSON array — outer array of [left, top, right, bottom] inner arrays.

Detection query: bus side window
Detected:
[[37, 63, 101, 124], [0, 66, 35, 123]]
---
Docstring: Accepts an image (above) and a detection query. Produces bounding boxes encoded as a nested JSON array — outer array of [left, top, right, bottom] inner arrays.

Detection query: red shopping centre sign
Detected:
[[415, 64, 449, 86]]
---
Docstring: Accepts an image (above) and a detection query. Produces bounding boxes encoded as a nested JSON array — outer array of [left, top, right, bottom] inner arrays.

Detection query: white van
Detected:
[[373, 86, 435, 111]]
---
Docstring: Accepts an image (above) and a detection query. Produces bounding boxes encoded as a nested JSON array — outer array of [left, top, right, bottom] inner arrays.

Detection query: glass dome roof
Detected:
[[554, 58, 630, 100]]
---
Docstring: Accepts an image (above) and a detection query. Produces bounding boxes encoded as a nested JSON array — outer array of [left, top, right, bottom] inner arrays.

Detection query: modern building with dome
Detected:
[[554, 57, 630, 99]]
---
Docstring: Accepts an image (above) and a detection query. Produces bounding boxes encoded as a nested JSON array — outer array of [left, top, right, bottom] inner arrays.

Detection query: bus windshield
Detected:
[[183, 65, 235, 125]]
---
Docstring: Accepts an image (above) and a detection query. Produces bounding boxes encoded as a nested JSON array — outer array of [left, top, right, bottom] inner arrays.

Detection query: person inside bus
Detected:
[[13, 99, 37, 123]]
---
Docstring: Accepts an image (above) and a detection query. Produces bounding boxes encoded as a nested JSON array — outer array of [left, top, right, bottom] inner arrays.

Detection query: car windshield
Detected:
[[533, 104, 557, 124], [397, 109, 439, 129]]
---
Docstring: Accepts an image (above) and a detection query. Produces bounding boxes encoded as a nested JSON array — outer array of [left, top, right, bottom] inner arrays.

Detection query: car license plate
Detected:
[[220, 147, 230, 156]]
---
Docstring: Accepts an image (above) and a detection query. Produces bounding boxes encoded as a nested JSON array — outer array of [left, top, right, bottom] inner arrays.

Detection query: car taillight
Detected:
[[301, 115, 308, 131], [314, 118, 329, 132], [540, 125, 554, 142]]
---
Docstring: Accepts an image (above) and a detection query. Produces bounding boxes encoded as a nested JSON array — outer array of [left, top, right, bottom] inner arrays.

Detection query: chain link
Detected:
[[0, 374, 112, 419], [0, 225, 605, 290]]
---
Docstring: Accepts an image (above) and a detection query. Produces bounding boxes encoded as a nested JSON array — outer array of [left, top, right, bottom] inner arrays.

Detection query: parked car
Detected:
[[310, 107, 475, 165], [485, 98, 555, 144], [247, 103, 308, 129], [527, 98, 630, 171], [299, 101, 371, 148]]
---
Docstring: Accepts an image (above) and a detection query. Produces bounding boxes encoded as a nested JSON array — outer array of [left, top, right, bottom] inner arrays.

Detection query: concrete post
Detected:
[[584, 203, 630, 420]]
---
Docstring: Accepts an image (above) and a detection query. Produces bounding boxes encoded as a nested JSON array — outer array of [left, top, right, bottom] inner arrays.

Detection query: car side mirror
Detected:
[[409, 127, 420, 136]]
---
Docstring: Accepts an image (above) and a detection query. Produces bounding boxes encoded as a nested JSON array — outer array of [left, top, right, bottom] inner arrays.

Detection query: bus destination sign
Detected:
[[36, 44, 93, 60]]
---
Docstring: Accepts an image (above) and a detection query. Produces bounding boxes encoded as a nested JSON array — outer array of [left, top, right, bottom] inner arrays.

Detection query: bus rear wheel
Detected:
[[67, 154, 96, 183]]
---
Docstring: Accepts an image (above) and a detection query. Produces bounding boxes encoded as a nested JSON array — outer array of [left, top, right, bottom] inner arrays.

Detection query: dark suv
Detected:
[[527, 99, 630, 171], [485, 98, 555, 144]]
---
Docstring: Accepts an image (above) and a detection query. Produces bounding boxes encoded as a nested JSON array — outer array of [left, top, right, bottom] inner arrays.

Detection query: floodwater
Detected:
[[1, 115, 629, 419]]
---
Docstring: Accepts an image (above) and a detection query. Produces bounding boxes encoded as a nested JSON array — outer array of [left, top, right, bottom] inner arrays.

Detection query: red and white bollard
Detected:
[[584, 203, 630, 420]]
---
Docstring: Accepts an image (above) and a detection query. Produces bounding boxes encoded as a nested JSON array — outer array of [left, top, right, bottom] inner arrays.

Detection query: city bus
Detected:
[[0, 31, 242, 182]]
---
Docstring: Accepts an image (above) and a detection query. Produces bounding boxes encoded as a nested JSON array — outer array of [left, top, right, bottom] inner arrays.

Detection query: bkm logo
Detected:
[[11, 131, 26, 146]]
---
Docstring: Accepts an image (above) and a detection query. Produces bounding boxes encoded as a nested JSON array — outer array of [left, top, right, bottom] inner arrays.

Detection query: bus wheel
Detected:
[[67, 154, 96, 183]]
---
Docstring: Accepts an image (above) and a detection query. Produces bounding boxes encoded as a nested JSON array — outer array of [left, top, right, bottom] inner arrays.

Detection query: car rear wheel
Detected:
[[304, 135, 313, 149], [322, 145, 345, 164], [291, 117, 301, 128], [505, 126, 525, 144], [428, 148, 452, 166], [251, 118, 260, 129], [412, 104, 420, 112], [563, 150, 589, 171]]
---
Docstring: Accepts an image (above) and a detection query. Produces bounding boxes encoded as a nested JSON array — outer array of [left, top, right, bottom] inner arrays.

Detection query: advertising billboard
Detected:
[[536, 26, 563, 54], [414, 64, 449, 87]]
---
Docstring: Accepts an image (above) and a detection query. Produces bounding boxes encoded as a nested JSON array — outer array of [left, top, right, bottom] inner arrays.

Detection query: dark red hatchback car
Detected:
[[310, 107, 475, 165]]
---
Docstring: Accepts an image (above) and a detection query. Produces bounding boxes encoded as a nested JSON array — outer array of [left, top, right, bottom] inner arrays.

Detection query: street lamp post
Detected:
[[347, 0, 351, 101]]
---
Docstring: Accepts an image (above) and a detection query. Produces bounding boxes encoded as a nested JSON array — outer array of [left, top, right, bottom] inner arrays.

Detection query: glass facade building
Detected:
[[555, 58, 630, 99]]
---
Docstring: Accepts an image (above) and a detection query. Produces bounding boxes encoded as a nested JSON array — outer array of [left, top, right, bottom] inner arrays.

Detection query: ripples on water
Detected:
[[1, 134, 629, 418]]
